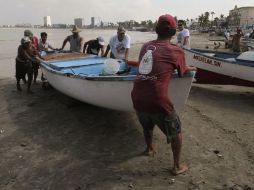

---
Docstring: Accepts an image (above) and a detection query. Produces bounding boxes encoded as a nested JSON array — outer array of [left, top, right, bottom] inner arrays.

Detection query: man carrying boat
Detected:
[[15, 37, 40, 93], [61, 25, 84, 53], [38, 32, 55, 52], [83, 36, 105, 56], [24, 29, 40, 83], [24, 29, 39, 50], [177, 20, 190, 49], [103, 26, 131, 62], [131, 14, 195, 175]]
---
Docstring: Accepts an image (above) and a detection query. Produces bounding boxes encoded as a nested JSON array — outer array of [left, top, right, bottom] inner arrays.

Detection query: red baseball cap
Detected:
[[157, 14, 176, 29]]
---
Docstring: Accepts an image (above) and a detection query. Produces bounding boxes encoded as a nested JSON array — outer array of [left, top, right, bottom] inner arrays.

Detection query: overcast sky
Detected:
[[0, 0, 253, 25]]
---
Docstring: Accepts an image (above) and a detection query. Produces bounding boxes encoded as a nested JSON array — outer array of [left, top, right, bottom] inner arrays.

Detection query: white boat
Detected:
[[184, 48, 254, 86], [40, 53, 195, 112], [241, 38, 254, 49]]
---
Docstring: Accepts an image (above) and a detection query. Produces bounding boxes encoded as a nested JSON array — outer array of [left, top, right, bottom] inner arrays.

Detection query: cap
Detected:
[[71, 25, 81, 33], [21, 36, 31, 44], [157, 14, 176, 29], [117, 26, 126, 34], [97, 36, 105, 46], [24, 29, 33, 37]]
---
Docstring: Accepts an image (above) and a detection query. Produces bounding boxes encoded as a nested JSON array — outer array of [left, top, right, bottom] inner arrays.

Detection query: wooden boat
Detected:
[[40, 52, 195, 112], [241, 38, 254, 50], [184, 48, 254, 87]]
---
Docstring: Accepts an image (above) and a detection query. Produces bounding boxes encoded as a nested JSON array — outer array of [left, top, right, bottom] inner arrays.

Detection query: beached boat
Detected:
[[241, 38, 254, 50], [40, 52, 195, 112], [184, 49, 254, 86]]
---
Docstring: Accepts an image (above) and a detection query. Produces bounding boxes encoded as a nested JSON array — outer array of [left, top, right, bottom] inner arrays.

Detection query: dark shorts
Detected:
[[32, 62, 40, 70], [15, 60, 33, 80], [136, 111, 181, 143]]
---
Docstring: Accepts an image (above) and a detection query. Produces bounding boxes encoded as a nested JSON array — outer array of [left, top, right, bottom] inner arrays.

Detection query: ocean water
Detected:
[[0, 28, 156, 78]]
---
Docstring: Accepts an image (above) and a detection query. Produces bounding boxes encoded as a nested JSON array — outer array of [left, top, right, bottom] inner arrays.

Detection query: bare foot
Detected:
[[142, 147, 157, 157], [27, 90, 34, 94], [17, 84, 22, 91], [171, 164, 188, 175]]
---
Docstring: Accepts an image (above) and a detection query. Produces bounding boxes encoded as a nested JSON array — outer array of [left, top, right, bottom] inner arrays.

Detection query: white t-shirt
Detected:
[[109, 33, 131, 59], [177, 28, 190, 49], [38, 39, 54, 52]]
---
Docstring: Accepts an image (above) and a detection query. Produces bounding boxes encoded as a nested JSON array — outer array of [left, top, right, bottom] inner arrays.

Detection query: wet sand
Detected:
[[0, 34, 254, 190]]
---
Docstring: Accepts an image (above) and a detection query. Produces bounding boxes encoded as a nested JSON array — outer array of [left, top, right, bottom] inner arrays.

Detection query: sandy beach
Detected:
[[0, 33, 254, 190]]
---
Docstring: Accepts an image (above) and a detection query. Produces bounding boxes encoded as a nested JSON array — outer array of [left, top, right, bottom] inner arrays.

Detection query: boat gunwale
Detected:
[[40, 61, 195, 81], [185, 48, 254, 68]]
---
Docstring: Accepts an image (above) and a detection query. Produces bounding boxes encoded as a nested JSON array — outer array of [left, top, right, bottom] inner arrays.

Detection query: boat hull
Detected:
[[41, 67, 194, 112], [185, 49, 254, 86], [40, 53, 195, 113]]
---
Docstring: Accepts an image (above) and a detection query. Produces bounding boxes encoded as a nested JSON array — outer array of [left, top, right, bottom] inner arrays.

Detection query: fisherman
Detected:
[[232, 28, 244, 52], [103, 26, 131, 62], [83, 36, 105, 56], [38, 32, 55, 52], [24, 29, 39, 50], [24, 29, 40, 83], [61, 25, 84, 53], [131, 14, 195, 175], [15, 37, 40, 93], [177, 20, 190, 49]]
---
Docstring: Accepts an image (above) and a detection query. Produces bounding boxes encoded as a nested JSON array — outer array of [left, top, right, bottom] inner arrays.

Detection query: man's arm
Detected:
[[100, 45, 105, 56], [83, 41, 89, 53], [103, 44, 110, 57], [185, 65, 196, 72], [79, 37, 84, 53], [61, 36, 69, 50], [183, 36, 189, 46], [48, 43, 54, 50], [124, 48, 129, 62]]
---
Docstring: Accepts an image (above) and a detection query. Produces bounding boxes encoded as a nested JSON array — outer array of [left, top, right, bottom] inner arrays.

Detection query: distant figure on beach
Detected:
[[131, 14, 195, 175], [24, 29, 39, 50], [177, 20, 190, 49], [15, 37, 40, 93], [232, 28, 244, 52], [224, 30, 231, 48], [103, 26, 131, 62], [38, 32, 55, 52], [83, 36, 105, 56], [61, 25, 84, 53]]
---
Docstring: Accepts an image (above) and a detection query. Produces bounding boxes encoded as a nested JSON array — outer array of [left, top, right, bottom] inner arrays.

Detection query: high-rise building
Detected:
[[43, 16, 52, 27], [91, 17, 95, 28], [74, 18, 83, 28]]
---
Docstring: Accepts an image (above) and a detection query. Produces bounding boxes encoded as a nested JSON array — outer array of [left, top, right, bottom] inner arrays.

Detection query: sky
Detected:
[[0, 0, 253, 25]]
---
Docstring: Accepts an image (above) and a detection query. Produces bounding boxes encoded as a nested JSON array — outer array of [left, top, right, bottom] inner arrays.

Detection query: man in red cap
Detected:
[[132, 14, 195, 175]]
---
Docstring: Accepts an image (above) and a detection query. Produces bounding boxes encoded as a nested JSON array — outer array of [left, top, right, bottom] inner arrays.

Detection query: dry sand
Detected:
[[0, 33, 254, 190]]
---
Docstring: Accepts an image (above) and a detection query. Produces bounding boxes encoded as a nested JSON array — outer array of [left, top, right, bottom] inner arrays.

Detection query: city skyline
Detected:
[[0, 0, 253, 25]]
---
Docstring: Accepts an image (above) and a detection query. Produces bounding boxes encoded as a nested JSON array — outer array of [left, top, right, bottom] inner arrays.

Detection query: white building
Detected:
[[229, 6, 254, 29], [43, 16, 52, 27]]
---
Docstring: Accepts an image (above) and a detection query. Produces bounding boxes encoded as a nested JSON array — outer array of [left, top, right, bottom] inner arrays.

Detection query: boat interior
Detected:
[[41, 52, 195, 81]]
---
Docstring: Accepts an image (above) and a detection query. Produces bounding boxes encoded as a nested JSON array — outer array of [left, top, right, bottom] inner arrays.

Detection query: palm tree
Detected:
[[204, 12, 210, 27], [198, 14, 205, 27], [211, 12, 215, 20]]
